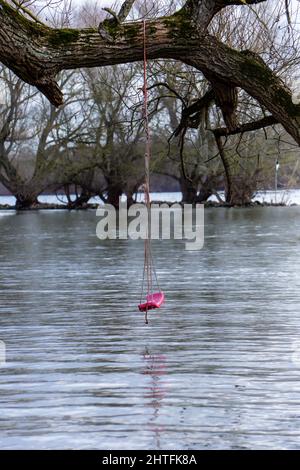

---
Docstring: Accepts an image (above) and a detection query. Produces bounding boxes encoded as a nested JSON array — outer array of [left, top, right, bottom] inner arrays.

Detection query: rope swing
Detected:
[[138, 20, 165, 324]]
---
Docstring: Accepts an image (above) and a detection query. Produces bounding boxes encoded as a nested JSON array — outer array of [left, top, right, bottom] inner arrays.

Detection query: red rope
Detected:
[[140, 20, 162, 325], [142, 19, 151, 216], [142, 19, 151, 325]]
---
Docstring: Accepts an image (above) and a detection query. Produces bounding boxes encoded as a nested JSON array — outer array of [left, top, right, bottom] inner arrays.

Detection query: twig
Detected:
[[10, 0, 44, 25]]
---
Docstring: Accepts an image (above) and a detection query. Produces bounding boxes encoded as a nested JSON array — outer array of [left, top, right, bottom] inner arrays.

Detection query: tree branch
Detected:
[[147, 82, 187, 105], [99, 0, 136, 42], [10, 0, 43, 24], [174, 88, 215, 137], [217, 0, 268, 5], [208, 77, 238, 131], [183, 0, 268, 28], [213, 115, 278, 137]]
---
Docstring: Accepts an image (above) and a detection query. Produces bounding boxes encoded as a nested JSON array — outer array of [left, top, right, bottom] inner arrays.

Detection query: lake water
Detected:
[[1, 207, 300, 449]]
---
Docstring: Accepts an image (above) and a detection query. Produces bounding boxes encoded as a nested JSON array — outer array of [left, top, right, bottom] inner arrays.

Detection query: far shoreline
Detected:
[[0, 200, 298, 211]]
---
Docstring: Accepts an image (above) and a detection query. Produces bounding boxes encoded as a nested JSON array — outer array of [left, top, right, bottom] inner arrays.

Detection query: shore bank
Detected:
[[0, 200, 297, 211]]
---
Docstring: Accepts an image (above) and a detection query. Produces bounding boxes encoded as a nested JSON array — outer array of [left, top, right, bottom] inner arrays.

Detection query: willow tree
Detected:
[[0, 0, 299, 201]]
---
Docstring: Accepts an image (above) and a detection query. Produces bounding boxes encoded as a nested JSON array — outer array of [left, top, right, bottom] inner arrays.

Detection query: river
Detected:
[[0, 207, 300, 449]]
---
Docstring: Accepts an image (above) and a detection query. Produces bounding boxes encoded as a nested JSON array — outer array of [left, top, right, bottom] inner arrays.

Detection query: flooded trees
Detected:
[[152, 61, 223, 203], [81, 64, 146, 208], [0, 68, 97, 208], [0, 68, 43, 208]]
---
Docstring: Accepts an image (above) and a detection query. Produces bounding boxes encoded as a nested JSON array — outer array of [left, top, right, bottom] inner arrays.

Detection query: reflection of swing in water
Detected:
[[142, 348, 167, 449], [138, 20, 165, 324]]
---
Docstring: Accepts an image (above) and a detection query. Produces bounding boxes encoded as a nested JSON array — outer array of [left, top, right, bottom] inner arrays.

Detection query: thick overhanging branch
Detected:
[[184, 39, 300, 144], [0, 0, 201, 106], [0, 0, 299, 146]]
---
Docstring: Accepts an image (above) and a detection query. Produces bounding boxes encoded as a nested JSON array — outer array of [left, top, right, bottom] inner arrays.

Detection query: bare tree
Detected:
[[81, 64, 146, 207], [0, 66, 99, 208]]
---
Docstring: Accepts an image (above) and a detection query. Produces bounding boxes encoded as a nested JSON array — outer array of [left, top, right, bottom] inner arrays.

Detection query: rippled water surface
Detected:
[[1, 207, 300, 449]]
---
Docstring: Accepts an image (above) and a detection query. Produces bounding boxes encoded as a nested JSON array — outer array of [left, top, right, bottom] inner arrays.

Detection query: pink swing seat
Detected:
[[138, 292, 165, 312]]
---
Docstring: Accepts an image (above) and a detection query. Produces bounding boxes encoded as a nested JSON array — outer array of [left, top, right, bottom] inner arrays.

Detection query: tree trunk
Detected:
[[125, 189, 137, 207], [106, 184, 123, 209], [196, 187, 213, 203], [15, 193, 39, 209], [225, 176, 254, 205], [65, 187, 92, 209], [180, 176, 198, 203]]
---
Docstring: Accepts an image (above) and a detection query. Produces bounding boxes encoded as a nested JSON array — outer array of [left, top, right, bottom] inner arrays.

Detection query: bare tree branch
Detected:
[[213, 115, 278, 137], [99, 0, 136, 42]]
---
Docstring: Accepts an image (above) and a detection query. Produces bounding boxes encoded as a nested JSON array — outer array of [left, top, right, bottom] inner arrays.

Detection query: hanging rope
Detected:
[[140, 19, 161, 325]]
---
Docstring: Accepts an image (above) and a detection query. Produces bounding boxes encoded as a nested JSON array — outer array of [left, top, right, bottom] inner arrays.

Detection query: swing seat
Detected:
[[138, 292, 165, 312]]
